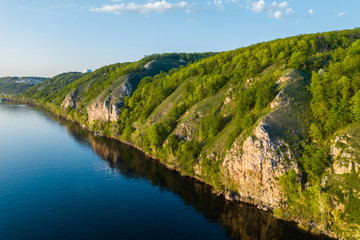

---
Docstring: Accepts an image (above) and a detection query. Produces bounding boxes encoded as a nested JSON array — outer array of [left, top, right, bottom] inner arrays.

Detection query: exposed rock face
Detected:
[[175, 111, 203, 141], [88, 96, 113, 123], [270, 90, 290, 109], [224, 96, 231, 105], [86, 59, 185, 123], [224, 121, 297, 209], [330, 135, 360, 174], [245, 78, 259, 88], [224, 71, 307, 209], [224, 86, 234, 105], [86, 78, 135, 123], [62, 88, 78, 109], [276, 75, 293, 84]]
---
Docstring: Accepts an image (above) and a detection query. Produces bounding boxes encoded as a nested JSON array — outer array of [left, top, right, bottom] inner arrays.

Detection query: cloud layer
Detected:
[[90, 0, 335, 21], [246, 0, 295, 19], [90, 0, 190, 14]]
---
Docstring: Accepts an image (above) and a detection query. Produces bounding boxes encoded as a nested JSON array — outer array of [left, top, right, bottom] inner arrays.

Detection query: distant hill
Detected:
[[16, 29, 360, 239], [0, 76, 48, 94]]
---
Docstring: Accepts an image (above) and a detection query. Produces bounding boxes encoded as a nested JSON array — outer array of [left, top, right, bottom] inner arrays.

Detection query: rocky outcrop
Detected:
[[270, 90, 290, 109], [86, 77, 134, 123], [175, 112, 203, 141], [223, 71, 308, 209], [245, 78, 259, 88], [224, 85, 234, 105], [223, 121, 298, 209], [88, 95, 113, 123], [86, 59, 185, 123], [62, 88, 78, 109], [330, 135, 360, 174], [276, 75, 293, 84]]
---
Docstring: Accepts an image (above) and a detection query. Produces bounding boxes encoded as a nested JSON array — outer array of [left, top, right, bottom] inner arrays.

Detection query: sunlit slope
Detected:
[[20, 29, 360, 239]]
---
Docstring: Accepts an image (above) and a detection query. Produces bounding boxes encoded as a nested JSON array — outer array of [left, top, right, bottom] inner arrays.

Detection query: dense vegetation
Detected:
[[0, 77, 47, 94], [14, 29, 360, 238], [23, 72, 83, 103]]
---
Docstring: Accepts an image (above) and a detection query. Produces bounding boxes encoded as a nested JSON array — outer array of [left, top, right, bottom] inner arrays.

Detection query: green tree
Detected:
[[351, 90, 360, 120]]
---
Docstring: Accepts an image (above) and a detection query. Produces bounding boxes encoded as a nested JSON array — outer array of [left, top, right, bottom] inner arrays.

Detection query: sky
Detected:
[[0, 0, 359, 77]]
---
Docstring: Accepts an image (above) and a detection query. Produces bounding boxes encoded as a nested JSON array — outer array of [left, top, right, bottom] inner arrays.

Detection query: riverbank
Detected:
[[3, 96, 338, 240]]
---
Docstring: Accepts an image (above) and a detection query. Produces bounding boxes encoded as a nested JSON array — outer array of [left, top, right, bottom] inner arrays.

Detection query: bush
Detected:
[[300, 143, 329, 182]]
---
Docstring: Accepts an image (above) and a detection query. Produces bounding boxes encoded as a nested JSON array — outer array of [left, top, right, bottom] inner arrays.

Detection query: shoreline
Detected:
[[2, 97, 338, 240]]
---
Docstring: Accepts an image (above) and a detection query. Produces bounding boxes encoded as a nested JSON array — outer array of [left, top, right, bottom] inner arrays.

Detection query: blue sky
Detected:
[[0, 0, 358, 77]]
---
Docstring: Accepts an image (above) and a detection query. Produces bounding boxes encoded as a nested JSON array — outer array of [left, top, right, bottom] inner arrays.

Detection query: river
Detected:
[[0, 103, 332, 240]]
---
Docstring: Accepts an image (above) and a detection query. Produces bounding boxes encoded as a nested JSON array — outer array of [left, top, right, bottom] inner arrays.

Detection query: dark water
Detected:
[[0, 103, 333, 240]]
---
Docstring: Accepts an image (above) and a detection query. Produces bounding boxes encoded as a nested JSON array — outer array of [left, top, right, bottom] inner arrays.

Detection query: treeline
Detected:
[[0, 77, 47, 94]]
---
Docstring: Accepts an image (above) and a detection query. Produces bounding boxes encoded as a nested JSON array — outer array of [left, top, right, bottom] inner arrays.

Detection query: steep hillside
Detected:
[[16, 29, 360, 239], [22, 53, 215, 126]]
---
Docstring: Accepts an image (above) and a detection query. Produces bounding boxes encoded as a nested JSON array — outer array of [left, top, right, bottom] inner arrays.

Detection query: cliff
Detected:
[[84, 59, 185, 123]]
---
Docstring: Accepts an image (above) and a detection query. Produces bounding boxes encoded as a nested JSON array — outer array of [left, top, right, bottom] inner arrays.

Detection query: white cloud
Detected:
[[273, 10, 281, 19], [278, 1, 288, 9], [213, 0, 223, 6], [285, 8, 294, 15], [211, 0, 224, 10], [246, 0, 295, 19], [308, 9, 314, 15], [91, 0, 295, 19], [338, 11, 345, 17], [90, 0, 190, 14], [248, 0, 265, 13], [207, 0, 243, 10]]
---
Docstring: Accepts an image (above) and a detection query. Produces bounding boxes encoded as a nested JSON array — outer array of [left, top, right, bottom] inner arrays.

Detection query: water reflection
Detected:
[[42, 106, 332, 240]]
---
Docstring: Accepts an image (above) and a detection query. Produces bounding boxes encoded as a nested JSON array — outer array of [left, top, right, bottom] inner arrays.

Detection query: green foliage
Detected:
[[279, 170, 301, 206], [23, 72, 82, 104], [309, 38, 360, 138], [200, 157, 224, 191], [254, 80, 276, 112], [148, 122, 172, 148], [166, 103, 189, 124], [351, 91, 360, 121], [165, 134, 181, 154], [279, 171, 331, 231], [0, 77, 47, 94], [176, 140, 202, 174], [300, 143, 329, 182], [198, 115, 224, 140]]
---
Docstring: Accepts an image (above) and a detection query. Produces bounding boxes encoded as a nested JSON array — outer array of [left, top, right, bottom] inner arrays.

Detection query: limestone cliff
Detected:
[[62, 88, 79, 109], [86, 59, 185, 123], [223, 121, 297, 209], [330, 132, 360, 174], [223, 70, 309, 209]]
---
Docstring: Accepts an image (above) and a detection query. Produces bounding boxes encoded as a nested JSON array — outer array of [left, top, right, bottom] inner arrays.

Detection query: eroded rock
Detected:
[[330, 135, 360, 174], [62, 88, 79, 109], [224, 121, 298, 209]]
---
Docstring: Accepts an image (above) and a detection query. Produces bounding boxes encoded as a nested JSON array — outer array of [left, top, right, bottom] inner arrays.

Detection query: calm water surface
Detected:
[[0, 103, 332, 240]]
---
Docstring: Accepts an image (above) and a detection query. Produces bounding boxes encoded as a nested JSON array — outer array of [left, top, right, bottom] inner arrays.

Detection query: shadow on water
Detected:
[[32, 104, 333, 240]]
